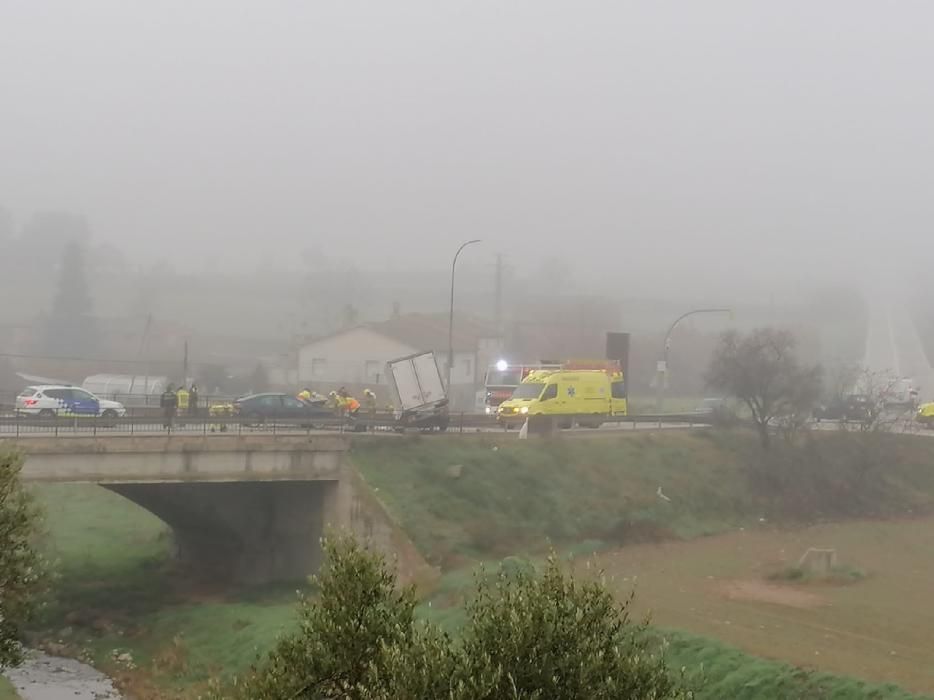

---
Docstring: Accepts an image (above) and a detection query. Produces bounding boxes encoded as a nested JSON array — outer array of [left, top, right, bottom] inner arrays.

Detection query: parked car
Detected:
[[814, 394, 875, 422], [233, 392, 336, 425], [15, 385, 127, 418]]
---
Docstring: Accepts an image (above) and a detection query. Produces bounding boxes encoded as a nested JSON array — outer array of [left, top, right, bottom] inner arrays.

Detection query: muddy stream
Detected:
[[3, 652, 121, 699]]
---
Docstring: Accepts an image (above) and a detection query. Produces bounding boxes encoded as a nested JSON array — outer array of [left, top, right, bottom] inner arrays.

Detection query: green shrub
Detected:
[[461, 556, 688, 699], [214, 537, 689, 699], [0, 450, 45, 668]]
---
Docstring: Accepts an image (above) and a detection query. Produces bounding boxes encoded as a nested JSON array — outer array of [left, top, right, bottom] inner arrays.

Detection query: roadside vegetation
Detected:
[[15, 424, 934, 697], [664, 631, 930, 700], [352, 428, 934, 568], [0, 449, 46, 669], [706, 328, 822, 448], [208, 537, 689, 699]]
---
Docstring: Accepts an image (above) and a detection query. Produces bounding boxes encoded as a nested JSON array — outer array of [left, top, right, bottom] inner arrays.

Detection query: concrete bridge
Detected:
[[4, 434, 429, 586]]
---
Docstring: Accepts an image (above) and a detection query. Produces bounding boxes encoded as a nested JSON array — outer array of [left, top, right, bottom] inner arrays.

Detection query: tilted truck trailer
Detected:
[[385, 351, 450, 432]]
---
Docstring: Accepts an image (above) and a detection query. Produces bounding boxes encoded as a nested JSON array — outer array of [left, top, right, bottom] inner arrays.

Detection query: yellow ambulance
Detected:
[[496, 364, 626, 428]]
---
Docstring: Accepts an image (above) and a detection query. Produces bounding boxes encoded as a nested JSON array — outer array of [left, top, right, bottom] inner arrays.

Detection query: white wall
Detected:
[[436, 351, 478, 385], [298, 328, 416, 386], [297, 327, 493, 410]]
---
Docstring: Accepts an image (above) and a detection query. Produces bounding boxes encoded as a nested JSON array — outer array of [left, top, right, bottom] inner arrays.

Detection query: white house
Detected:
[[296, 314, 502, 410]]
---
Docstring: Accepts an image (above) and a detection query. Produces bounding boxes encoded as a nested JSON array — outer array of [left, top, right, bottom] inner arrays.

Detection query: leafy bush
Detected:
[[0, 450, 45, 667], [212, 536, 689, 699]]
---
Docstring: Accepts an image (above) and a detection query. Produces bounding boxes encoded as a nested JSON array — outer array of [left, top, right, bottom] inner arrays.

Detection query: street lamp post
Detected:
[[656, 308, 732, 411], [447, 239, 482, 394]]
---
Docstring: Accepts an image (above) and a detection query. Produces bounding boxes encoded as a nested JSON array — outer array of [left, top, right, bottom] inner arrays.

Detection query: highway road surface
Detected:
[[863, 302, 934, 401]]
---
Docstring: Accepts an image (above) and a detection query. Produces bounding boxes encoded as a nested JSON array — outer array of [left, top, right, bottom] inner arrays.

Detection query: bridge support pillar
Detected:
[[106, 481, 336, 585]]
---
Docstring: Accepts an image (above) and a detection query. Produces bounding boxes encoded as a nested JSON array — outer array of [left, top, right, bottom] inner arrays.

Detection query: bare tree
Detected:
[[706, 328, 822, 448], [838, 368, 917, 435]]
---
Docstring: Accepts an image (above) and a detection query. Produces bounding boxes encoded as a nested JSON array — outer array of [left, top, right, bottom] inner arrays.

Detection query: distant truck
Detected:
[[386, 351, 450, 432], [82, 374, 169, 408]]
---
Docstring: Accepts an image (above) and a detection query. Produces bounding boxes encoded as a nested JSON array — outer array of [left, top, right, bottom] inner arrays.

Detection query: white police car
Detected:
[[15, 385, 127, 419]]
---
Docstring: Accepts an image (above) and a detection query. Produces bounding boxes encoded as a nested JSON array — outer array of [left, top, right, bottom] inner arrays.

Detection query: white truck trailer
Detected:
[[386, 351, 450, 431]]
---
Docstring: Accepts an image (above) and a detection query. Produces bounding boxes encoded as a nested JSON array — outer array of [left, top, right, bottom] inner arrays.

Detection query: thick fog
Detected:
[[2, 1, 934, 296]]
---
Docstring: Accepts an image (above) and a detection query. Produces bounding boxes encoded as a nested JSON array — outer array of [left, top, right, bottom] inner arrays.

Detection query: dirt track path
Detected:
[[585, 516, 934, 693]]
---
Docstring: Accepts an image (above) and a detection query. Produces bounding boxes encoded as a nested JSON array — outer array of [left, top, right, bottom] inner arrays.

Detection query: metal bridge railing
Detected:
[[0, 411, 712, 439]]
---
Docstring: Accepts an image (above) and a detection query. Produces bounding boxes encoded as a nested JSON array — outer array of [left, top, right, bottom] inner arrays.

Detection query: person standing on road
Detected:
[[189, 384, 199, 416], [297, 387, 312, 404], [363, 388, 377, 430], [160, 384, 178, 429], [176, 384, 190, 417]]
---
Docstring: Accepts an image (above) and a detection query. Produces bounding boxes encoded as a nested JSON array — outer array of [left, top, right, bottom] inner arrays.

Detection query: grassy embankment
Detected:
[[24, 429, 934, 698], [351, 429, 934, 566]]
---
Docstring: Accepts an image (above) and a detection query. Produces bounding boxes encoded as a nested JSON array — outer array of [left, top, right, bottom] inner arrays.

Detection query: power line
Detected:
[[0, 351, 166, 365]]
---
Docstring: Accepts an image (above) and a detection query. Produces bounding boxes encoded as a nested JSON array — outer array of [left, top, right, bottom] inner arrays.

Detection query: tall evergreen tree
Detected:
[[44, 240, 97, 356]]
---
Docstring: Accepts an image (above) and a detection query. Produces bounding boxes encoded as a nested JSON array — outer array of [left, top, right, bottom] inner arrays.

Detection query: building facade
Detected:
[[296, 314, 501, 411]]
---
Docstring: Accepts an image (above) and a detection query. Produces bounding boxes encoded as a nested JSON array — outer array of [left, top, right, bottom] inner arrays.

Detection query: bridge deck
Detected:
[[8, 434, 350, 483]]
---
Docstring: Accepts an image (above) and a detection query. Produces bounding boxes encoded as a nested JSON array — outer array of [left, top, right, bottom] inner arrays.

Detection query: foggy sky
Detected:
[[2, 1, 934, 294]]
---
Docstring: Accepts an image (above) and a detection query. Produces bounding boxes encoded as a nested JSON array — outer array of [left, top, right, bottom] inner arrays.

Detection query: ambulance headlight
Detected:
[[485, 406, 492, 414], [520, 406, 529, 414]]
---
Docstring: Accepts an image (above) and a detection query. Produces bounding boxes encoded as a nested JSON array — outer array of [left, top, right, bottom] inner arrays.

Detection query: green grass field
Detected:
[[22, 429, 934, 697], [0, 677, 20, 700], [29, 484, 304, 695], [664, 630, 931, 700]]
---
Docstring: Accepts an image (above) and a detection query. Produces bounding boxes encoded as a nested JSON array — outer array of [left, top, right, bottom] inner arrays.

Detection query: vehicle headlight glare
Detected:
[[520, 406, 529, 414]]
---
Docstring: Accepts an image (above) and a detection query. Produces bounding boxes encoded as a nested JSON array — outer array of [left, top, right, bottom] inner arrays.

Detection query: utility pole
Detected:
[[494, 253, 503, 336], [141, 314, 152, 400], [182, 339, 189, 387]]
